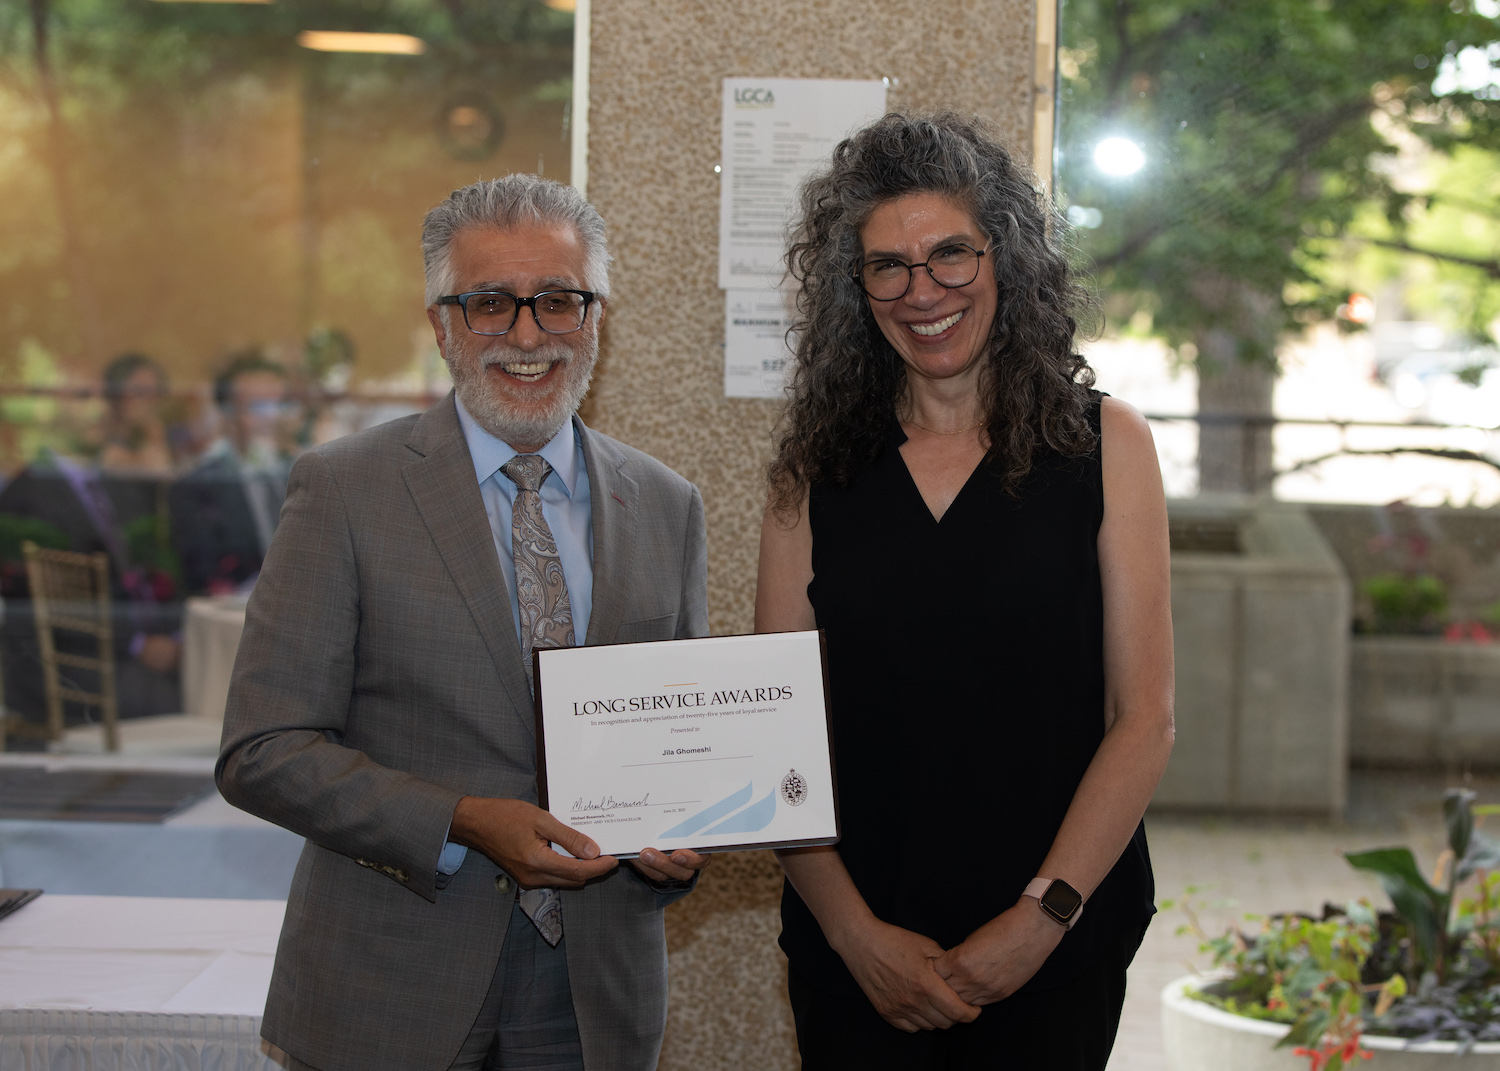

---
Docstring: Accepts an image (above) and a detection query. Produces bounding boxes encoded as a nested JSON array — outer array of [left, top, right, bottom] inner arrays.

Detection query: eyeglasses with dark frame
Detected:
[[435, 289, 597, 336], [856, 243, 989, 302]]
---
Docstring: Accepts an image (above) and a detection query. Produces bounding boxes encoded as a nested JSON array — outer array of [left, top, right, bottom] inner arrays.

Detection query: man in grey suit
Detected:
[[217, 174, 710, 1071]]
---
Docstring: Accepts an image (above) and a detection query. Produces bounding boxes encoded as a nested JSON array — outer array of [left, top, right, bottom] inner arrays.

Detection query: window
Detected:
[[0, 0, 573, 739]]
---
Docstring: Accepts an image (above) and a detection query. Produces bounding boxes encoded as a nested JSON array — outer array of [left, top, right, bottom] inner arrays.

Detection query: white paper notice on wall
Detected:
[[724, 288, 795, 399], [718, 78, 887, 291]]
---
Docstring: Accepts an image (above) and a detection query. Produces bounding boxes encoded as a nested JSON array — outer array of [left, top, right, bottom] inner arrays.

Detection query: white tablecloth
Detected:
[[181, 597, 248, 722], [0, 894, 287, 1070]]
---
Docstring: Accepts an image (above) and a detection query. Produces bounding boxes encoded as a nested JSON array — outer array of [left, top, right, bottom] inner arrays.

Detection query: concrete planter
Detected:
[[1349, 637, 1500, 770], [1162, 976, 1500, 1069], [1159, 499, 1351, 817]]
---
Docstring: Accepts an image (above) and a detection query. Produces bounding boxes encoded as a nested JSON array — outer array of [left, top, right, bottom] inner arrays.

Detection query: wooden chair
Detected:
[[22, 540, 119, 751], [0, 599, 51, 750]]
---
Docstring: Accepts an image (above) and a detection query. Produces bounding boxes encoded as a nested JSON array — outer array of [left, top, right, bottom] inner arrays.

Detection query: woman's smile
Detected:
[[909, 310, 965, 336]]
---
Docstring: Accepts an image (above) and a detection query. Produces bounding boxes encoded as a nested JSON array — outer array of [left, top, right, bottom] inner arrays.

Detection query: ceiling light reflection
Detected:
[[296, 31, 425, 54]]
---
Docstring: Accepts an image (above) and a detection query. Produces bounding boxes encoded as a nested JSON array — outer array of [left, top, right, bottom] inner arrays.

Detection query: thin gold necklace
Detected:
[[903, 416, 984, 436]]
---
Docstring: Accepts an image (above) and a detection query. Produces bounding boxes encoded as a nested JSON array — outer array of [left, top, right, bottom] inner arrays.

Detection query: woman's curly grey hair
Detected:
[[767, 111, 1097, 513]]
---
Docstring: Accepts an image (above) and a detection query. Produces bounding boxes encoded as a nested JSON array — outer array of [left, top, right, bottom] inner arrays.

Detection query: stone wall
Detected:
[[1349, 637, 1500, 771]]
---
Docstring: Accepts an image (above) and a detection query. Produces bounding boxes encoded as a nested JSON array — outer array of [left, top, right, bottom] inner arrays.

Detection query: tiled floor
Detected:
[[1108, 770, 1484, 1070]]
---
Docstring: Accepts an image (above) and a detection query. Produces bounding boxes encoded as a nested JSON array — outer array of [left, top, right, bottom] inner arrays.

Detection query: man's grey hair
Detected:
[[421, 174, 612, 307]]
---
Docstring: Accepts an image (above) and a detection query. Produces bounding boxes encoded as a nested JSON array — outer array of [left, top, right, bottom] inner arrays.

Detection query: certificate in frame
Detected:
[[533, 630, 839, 858]]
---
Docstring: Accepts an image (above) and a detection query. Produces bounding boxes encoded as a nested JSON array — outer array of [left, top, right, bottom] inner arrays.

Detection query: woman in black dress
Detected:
[[755, 112, 1175, 1070]]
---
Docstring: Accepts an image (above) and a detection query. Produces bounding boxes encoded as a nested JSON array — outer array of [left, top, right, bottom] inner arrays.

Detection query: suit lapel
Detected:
[[579, 417, 637, 647], [403, 395, 533, 731]]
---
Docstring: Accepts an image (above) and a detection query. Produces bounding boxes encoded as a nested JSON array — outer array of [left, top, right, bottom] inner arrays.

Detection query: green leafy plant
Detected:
[[1180, 789, 1500, 1068], [1180, 900, 1390, 1070], [122, 515, 180, 581], [0, 512, 69, 597], [1361, 572, 1448, 634], [0, 512, 68, 564], [1346, 789, 1500, 983]]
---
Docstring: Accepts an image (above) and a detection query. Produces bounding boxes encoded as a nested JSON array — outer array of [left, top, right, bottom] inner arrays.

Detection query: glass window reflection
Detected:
[[0, 0, 573, 745]]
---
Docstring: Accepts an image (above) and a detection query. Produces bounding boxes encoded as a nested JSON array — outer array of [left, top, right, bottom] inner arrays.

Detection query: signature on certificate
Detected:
[[572, 792, 652, 813]]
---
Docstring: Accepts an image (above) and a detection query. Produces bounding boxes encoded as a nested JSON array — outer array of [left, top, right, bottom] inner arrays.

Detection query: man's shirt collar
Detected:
[[454, 395, 581, 498]]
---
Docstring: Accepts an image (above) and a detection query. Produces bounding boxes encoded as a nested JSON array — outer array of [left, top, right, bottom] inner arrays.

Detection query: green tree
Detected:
[[1343, 141, 1500, 350], [1058, 0, 1500, 492]]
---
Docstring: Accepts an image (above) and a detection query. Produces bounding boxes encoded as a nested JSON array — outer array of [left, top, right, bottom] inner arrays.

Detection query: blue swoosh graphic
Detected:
[[702, 787, 777, 835], [659, 782, 753, 839]]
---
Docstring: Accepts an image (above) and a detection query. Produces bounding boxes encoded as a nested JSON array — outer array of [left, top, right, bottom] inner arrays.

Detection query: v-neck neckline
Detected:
[[891, 423, 987, 526]]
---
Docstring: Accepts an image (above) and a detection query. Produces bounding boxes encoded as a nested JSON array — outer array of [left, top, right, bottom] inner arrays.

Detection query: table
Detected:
[[0, 754, 304, 900], [0, 894, 288, 1070], [181, 596, 247, 722]]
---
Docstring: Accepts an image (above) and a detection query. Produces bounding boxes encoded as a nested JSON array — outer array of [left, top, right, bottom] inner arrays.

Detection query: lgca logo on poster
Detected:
[[734, 87, 775, 108]]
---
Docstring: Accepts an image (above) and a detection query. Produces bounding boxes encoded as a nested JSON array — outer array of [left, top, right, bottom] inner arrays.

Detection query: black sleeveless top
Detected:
[[780, 394, 1155, 995]]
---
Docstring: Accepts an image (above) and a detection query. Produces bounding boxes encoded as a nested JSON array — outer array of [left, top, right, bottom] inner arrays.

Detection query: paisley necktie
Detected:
[[499, 453, 574, 947]]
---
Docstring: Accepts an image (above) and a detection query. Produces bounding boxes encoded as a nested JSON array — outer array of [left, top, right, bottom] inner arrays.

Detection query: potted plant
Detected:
[[1360, 572, 1448, 636], [1162, 789, 1500, 1069]]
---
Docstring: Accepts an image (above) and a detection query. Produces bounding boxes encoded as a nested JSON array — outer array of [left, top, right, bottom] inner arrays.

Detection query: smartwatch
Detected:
[[1023, 877, 1084, 930]]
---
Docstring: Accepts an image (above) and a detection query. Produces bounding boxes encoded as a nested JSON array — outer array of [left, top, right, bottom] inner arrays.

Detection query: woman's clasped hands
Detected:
[[838, 903, 1068, 1032], [833, 916, 980, 1033]]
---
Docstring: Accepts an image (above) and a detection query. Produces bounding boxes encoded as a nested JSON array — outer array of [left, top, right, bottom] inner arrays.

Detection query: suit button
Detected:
[[495, 874, 512, 895]]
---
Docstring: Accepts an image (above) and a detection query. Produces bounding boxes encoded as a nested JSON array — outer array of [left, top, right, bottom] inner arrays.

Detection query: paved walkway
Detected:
[[1108, 771, 1479, 1070]]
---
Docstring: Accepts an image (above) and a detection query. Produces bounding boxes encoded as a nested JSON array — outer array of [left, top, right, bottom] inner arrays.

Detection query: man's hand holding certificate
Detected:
[[534, 631, 839, 859]]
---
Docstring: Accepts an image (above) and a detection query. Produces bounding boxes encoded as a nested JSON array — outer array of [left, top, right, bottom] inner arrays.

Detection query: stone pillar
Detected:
[[582, 2, 1039, 1067]]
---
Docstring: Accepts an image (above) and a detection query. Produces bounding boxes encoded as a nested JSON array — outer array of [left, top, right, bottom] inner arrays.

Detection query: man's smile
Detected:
[[487, 358, 561, 383]]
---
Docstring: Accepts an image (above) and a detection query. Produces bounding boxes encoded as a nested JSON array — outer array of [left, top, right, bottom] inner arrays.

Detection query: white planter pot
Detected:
[[1161, 976, 1500, 1069]]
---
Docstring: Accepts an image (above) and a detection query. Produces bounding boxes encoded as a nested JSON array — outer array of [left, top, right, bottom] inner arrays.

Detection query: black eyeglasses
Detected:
[[856, 243, 989, 301], [436, 289, 596, 335]]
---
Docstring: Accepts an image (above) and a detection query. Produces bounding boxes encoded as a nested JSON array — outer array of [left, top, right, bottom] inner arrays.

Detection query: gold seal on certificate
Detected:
[[533, 631, 839, 858]]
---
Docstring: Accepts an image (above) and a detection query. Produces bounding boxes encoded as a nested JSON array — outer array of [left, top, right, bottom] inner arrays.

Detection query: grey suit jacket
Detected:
[[216, 395, 708, 1071]]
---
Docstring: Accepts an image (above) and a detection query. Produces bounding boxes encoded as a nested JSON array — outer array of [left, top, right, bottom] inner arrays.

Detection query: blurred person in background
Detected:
[[168, 351, 300, 595], [95, 352, 188, 688], [0, 351, 189, 725], [97, 352, 175, 475]]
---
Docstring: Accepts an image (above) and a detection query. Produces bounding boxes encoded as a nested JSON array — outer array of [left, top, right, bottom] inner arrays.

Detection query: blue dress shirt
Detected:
[[440, 398, 595, 875]]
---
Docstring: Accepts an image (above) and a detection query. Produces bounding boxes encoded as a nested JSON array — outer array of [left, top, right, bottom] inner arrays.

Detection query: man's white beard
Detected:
[[445, 333, 597, 449]]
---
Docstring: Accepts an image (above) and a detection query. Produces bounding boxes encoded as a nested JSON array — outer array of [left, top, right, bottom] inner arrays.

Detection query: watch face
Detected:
[[1039, 880, 1083, 923]]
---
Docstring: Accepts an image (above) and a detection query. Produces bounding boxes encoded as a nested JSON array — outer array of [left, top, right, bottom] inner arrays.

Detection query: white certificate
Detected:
[[533, 631, 839, 858]]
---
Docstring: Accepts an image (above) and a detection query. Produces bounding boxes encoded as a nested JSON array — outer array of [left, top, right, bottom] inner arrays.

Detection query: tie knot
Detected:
[[501, 454, 551, 493]]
